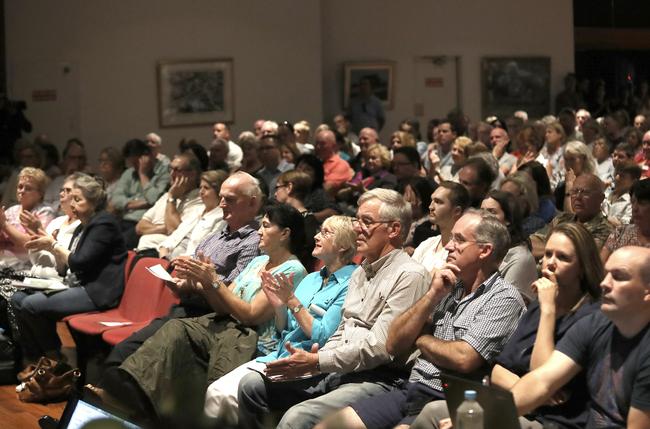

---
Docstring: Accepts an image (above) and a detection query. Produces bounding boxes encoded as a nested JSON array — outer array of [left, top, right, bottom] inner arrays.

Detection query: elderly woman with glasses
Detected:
[[0, 167, 55, 263]]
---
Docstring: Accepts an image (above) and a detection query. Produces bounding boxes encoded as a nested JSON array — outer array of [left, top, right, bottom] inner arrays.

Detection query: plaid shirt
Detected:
[[193, 220, 260, 285], [410, 272, 525, 392]]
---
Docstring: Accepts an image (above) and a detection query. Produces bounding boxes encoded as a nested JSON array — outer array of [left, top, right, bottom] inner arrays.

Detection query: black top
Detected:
[[68, 211, 127, 309], [557, 311, 650, 428], [496, 300, 600, 428]]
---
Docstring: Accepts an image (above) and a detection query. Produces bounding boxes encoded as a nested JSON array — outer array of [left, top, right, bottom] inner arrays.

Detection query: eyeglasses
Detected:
[[448, 234, 482, 249], [169, 166, 191, 173], [275, 183, 288, 190], [351, 217, 394, 230], [317, 227, 335, 238], [569, 188, 593, 197]]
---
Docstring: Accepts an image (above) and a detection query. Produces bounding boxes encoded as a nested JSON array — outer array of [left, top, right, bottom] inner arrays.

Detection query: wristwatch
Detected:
[[290, 304, 304, 314], [167, 197, 177, 204], [211, 280, 222, 291]]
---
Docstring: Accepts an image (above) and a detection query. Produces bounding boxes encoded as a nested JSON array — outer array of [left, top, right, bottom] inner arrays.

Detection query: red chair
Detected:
[[61, 250, 137, 322], [101, 285, 178, 345], [67, 257, 178, 337]]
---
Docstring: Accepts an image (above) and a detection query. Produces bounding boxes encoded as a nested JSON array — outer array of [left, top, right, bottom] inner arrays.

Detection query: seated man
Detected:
[[315, 129, 353, 197], [135, 153, 203, 252], [103, 171, 263, 368], [320, 210, 525, 429], [237, 189, 431, 429], [530, 173, 613, 258], [111, 139, 170, 249], [511, 246, 650, 428]]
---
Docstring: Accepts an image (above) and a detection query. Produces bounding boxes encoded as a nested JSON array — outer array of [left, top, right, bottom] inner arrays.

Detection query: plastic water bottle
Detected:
[[456, 389, 484, 429]]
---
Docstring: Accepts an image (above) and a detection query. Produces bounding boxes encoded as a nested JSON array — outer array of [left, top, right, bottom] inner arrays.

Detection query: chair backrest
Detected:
[[117, 257, 171, 322], [124, 250, 137, 284]]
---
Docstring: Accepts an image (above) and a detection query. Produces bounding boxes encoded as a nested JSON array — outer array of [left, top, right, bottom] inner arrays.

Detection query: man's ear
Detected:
[[477, 242, 494, 261], [388, 221, 402, 240], [287, 182, 294, 195]]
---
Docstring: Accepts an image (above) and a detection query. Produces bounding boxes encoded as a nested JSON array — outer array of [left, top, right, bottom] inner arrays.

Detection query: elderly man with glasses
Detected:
[[237, 188, 430, 429]]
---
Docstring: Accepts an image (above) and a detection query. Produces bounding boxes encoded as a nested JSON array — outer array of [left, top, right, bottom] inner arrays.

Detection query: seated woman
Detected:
[[12, 174, 126, 364], [481, 190, 537, 303], [0, 167, 55, 266], [203, 215, 357, 425], [411, 222, 603, 429], [439, 136, 472, 181], [23, 172, 83, 274], [601, 179, 650, 263], [403, 176, 438, 254], [158, 170, 228, 259], [274, 170, 320, 270], [92, 204, 308, 426], [501, 172, 546, 235]]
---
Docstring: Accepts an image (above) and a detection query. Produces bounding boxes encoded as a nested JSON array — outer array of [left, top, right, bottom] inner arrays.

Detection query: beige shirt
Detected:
[[318, 249, 430, 373]]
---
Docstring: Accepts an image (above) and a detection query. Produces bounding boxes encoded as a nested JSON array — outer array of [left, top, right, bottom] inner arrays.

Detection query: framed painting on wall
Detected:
[[343, 61, 395, 110], [157, 58, 234, 127], [481, 57, 550, 119]]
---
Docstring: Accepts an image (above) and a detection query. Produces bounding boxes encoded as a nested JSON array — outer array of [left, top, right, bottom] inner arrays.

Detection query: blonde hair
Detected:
[[201, 170, 229, 192], [565, 140, 597, 174], [18, 167, 49, 196], [391, 131, 416, 148], [322, 215, 357, 263], [294, 120, 311, 134], [367, 144, 391, 169], [453, 136, 474, 157]]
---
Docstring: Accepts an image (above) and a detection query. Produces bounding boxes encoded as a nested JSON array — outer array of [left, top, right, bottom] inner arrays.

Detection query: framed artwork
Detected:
[[157, 58, 234, 127], [343, 61, 395, 110], [481, 57, 550, 119]]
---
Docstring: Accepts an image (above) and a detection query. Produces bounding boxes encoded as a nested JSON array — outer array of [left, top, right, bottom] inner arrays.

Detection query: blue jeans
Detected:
[[11, 287, 97, 360]]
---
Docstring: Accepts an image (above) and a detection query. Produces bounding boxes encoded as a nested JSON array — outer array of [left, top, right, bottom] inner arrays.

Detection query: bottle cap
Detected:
[[464, 389, 477, 400]]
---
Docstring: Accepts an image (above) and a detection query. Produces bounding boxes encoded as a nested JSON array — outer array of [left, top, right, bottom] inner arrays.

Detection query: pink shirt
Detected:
[[323, 154, 353, 188], [0, 203, 56, 256]]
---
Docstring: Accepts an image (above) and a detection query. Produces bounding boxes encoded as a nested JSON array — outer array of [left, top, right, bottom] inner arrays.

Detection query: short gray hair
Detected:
[[73, 174, 107, 211], [358, 188, 412, 242], [465, 208, 511, 263], [228, 171, 262, 200]]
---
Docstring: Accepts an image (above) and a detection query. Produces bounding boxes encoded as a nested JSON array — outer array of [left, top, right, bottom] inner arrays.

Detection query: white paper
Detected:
[[99, 321, 133, 327], [146, 264, 174, 282], [12, 278, 69, 290]]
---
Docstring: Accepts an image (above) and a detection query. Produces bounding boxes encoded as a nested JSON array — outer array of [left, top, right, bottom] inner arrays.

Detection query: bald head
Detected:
[[315, 129, 337, 161], [359, 128, 379, 156]]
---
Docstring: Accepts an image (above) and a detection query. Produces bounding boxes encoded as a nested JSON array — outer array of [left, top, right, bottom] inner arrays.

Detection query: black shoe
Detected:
[[38, 415, 59, 429]]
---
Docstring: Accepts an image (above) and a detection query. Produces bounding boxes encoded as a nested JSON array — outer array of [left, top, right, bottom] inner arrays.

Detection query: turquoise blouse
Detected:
[[232, 255, 307, 355], [258, 264, 355, 363]]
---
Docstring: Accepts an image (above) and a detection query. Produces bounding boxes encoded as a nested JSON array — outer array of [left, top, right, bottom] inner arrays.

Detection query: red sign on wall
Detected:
[[32, 90, 57, 102], [425, 77, 444, 88]]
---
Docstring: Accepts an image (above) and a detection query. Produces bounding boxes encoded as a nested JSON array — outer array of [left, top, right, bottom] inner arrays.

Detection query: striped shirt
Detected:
[[410, 272, 525, 391]]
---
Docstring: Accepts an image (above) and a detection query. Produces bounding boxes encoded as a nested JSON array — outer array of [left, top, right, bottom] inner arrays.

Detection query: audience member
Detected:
[[393, 146, 423, 193], [458, 157, 494, 208], [557, 140, 597, 211], [333, 114, 359, 148], [592, 137, 615, 185], [314, 129, 353, 197], [601, 179, 650, 262], [237, 189, 430, 429], [207, 138, 231, 173], [604, 162, 640, 226], [294, 120, 314, 154], [257, 134, 294, 196], [481, 190, 537, 302], [439, 136, 471, 182], [531, 174, 613, 258], [500, 172, 546, 235], [0, 167, 55, 263], [403, 177, 438, 253], [491, 126, 517, 176], [538, 121, 567, 190], [294, 154, 340, 223], [145, 132, 170, 165], [1, 140, 43, 208], [238, 131, 263, 174], [158, 170, 227, 259], [43, 138, 88, 212], [135, 153, 203, 252], [111, 138, 170, 249], [103, 172, 262, 368], [517, 161, 557, 224], [97, 147, 125, 204], [212, 122, 243, 170], [412, 181, 469, 272]]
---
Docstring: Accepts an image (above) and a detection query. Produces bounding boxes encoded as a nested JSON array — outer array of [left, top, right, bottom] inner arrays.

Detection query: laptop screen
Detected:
[[62, 399, 141, 429]]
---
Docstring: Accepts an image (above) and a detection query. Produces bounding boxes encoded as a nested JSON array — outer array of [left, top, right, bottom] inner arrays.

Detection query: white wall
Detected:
[[5, 0, 573, 163], [5, 1, 323, 162], [321, 0, 574, 141]]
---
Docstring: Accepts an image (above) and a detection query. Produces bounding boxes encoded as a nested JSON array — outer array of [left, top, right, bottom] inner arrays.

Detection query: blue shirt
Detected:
[[232, 255, 307, 356], [258, 264, 355, 362]]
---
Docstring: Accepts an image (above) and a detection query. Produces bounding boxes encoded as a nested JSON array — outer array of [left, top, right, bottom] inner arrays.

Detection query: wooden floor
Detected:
[[0, 322, 74, 428]]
